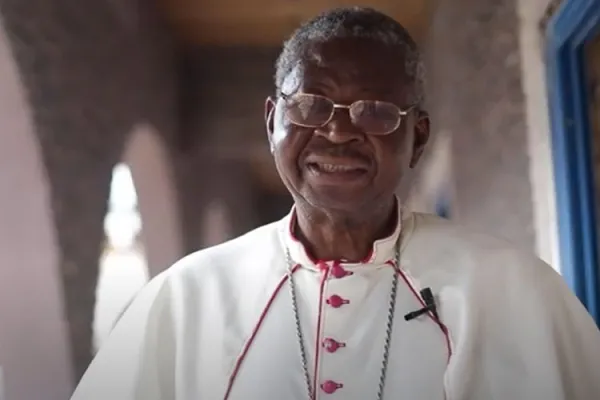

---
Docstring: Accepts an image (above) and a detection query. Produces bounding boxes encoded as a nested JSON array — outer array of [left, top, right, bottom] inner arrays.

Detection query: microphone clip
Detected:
[[404, 287, 439, 321]]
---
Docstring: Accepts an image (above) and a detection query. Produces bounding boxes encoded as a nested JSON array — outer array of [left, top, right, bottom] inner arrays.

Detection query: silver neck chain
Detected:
[[285, 245, 400, 400]]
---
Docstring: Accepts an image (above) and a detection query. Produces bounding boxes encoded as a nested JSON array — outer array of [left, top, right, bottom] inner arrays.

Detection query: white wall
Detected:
[[517, 0, 561, 270], [201, 200, 233, 247], [406, 133, 452, 214], [0, 19, 74, 400], [124, 125, 184, 277]]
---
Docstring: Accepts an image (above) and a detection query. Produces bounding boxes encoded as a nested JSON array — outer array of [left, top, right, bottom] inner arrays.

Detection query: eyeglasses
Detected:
[[279, 92, 416, 135]]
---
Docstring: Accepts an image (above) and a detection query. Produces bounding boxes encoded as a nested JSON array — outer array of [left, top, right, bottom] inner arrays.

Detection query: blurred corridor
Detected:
[[0, 0, 599, 399]]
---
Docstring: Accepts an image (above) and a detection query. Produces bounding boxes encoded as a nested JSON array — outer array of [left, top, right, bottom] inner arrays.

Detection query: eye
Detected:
[[284, 93, 334, 127], [350, 100, 403, 135]]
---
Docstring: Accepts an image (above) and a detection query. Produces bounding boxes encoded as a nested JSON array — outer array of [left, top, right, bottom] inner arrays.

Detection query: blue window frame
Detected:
[[546, 0, 600, 323]]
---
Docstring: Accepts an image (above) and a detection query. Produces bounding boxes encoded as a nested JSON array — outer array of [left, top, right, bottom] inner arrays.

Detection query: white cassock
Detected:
[[71, 205, 600, 400]]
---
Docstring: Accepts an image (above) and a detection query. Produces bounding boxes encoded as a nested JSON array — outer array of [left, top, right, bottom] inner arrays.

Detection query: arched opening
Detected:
[[93, 124, 184, 350], [0, 19, 73, 400], [123, 125, 183, 278], [93, 163, 149, 351]]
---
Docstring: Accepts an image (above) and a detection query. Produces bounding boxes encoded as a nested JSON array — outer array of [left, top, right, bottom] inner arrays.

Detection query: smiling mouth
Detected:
[[307, 162, 367, 174], [305, 158, 370, 185]]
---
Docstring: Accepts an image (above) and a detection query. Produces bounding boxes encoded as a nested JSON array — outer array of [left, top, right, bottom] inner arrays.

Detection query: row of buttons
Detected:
[[319, 262, 351, 395]]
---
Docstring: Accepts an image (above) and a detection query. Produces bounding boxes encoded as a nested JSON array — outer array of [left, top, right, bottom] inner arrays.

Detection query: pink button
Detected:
[[323, 338, 346, 353], [330, 264, 352, 279], [326, 294, 349, 308], [321, 380, 343, 394]]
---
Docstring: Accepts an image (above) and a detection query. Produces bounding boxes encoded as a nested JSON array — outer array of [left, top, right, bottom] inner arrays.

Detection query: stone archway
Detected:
[[0, 19, 73, 400], [123, 124, 184, 277], [93, 125, 184, 349]]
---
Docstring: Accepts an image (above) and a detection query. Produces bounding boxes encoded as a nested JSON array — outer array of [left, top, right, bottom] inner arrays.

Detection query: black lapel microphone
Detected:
[[404, 287, 438, 321]]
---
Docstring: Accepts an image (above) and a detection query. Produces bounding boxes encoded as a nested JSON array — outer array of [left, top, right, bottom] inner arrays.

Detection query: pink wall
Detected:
[[125, 125, 184, 277], [0, 21, 74, 400]]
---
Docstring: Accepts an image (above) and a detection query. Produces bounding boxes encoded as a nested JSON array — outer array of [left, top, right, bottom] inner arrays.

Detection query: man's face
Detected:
[[265, 37, 430, 214]]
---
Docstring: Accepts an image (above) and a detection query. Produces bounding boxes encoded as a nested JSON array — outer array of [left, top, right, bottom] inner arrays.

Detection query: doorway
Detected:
[[546, 0, 600, 323]]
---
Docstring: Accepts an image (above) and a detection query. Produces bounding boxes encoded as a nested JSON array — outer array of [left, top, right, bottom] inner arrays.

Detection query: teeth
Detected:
[[317, 163, 359, 172]]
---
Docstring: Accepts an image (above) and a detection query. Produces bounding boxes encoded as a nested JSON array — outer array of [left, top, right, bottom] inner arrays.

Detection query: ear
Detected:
[[409, 109, 431, 168], [265, 97, 276, 151]]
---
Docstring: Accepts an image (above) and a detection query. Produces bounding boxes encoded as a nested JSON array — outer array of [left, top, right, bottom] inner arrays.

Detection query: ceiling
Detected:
[[160, 1, 435, 192], [160, 0, 434, 46]]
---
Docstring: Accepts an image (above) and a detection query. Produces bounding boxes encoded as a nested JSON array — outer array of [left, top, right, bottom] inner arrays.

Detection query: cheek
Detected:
[[373, 134, 402, 159], [274, 144, 303, 196], [271, 128, 288, 148], [271, 107, 293, 148], [373, 136, 409, 177], [273, 128, 310, 178], [274, 125, 312, 165], [389, 130, 413, 161]]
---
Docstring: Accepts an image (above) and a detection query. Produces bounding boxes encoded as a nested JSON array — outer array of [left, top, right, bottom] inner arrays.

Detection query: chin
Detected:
[[305, 188, 374, 214]]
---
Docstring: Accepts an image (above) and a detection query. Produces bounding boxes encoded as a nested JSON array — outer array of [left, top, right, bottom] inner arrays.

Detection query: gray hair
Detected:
[[275, 6, 426, 105]]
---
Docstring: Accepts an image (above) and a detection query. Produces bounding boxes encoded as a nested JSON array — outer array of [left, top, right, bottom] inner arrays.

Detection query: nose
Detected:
[[315, 106, 364, 144]]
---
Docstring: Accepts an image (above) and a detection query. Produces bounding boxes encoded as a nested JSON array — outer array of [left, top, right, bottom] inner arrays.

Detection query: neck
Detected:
[[294, 198, 397, 263]]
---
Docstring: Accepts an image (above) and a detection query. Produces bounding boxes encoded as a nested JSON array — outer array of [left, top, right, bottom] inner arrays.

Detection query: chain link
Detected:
[[287, 260, 315, 399]]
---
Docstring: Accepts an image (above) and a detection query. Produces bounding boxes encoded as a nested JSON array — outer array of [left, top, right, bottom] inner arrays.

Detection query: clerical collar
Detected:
[[279, 196, 407, 269]]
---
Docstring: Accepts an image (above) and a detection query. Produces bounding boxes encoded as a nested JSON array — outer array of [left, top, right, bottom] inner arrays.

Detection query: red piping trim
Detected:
[[387, 261, 452, 400], [388, 261, 453, 363], [223, 264, 302, 400], [311, 263, 330, 400]]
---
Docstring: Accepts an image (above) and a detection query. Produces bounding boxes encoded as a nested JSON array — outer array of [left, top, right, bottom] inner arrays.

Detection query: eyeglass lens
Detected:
[[283, 93, 403, 135]]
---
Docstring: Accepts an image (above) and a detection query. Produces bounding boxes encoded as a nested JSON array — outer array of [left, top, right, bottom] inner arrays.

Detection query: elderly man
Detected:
[[71, 6, 600, 400]]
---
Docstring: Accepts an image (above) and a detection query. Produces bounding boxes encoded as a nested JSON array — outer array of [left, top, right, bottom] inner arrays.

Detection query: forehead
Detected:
[[292, 37, 410, 99]]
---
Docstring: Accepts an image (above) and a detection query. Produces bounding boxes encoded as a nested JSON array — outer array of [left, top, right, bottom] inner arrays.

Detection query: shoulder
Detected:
[[405, 212, 525, 255], [404, 213, 599, 336], [109, 219, 288, 331], [174, 219, 282, 271], [116, 220, 286, 327], [402, 211, 559, 287], [157, 219, 287, 293]]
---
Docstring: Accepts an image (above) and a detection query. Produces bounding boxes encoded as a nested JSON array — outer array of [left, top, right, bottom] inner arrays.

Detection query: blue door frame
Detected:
[[546, 0, 600, 324]]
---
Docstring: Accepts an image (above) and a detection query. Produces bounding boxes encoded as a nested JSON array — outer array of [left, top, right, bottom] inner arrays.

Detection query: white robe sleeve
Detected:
[[446, 257, 600, 400], [70, 272, 177, 400], [533, 269, 600, 399]]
